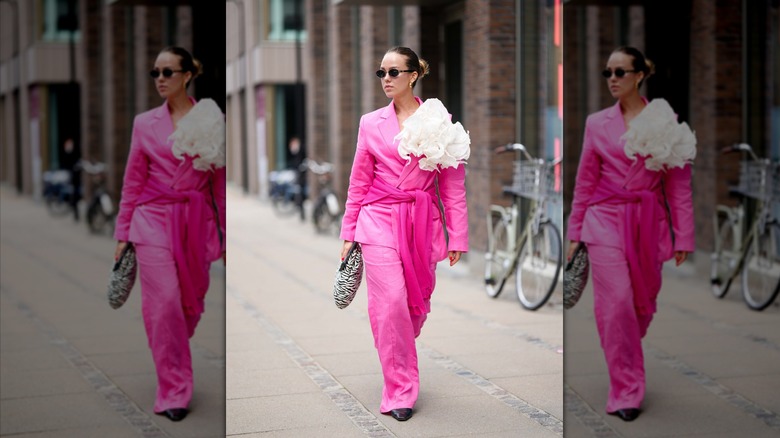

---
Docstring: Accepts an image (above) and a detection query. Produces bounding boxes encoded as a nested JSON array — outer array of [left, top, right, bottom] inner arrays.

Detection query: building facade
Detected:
[[228, 0, 563, 272]]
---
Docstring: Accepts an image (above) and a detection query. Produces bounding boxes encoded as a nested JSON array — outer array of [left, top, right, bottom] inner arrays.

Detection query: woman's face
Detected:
[[152, 52, 191, 99], [379, 52, 417, 100], [604, 52, 643, 100]]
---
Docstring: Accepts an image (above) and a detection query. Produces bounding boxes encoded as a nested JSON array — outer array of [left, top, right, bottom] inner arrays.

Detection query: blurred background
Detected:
[[226, 0, 564, 272]]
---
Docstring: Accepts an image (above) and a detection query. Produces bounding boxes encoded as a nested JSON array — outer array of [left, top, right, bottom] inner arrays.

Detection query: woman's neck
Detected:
[[167, 93, 193, 116], [393, 93, 419, 115], [618, 93, 645, 117]]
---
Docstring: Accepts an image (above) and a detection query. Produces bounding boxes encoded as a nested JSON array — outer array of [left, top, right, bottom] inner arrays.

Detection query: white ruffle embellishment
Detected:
[[169, 98, 226, 171], [395, 98, 471, 172], [621, 98, 697, 172]]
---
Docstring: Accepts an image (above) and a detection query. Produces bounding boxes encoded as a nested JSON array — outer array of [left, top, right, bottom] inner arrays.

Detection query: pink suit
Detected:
[[340, 97, 468, 413], [114, 98, 226, 413], [568, 100, 694, 413]]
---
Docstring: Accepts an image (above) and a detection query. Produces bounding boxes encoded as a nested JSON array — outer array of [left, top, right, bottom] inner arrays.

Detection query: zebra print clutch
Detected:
[[333, 242, 363, 309], [563, 243, 589, 309], [108, 244, 138, 309]]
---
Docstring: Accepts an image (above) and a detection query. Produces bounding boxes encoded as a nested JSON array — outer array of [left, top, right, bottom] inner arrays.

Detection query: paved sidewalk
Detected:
[[564, 254, 780, 437], [0, 186, 225, 437], [225, 187, 564, 437]]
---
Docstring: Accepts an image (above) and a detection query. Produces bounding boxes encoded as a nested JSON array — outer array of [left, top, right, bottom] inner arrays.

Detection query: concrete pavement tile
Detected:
[[0, 331, 54, 352], [643, 365, 713, 398], [0, 347, 72, 371], [227, 425, 366, 437], [67, 334, 149, 356], [491, 374, 563, 420], [108, 373, 158, 412], [225, 327, 278, 352], [0, 367, 93, 399], [225, 348, 295, 372], [381, 395, 552, 437], [646, 332, 763, 357], [446, 430, 551, 438], [718, 374, 780, 414], [450, 348, 562, 380], [609, 394, 769, 438], [226, 367, 321, 399], [225, 392, 359, 435], [0, 393, 128, 435], [292, 332, 377, 356], [191, 334, 225, 360], [311, 351, 384, 377], [564, 374, 609, 414], [422, 332, 537, 356], [85, 350, 156, 377], [675, 347, 780, 379], [333, 372, 389, 409], [563, 351, 607, 377], [0, 425, 145, 438]]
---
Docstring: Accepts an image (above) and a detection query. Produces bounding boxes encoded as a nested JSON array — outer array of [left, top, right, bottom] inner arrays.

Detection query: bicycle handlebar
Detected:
[[721, 143, 759, 161]]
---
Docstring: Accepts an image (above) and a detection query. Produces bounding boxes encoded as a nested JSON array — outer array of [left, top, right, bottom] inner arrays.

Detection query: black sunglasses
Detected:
[[601, 68, 636, 79], [376, 68, 415, 79], [149, 68, 184, 79]]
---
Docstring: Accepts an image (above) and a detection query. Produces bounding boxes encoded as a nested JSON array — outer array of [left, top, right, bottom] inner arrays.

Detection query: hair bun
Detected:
[[419, 59, 430, 77], [645, 58, 655, 76], [192, 58, 203, 77]]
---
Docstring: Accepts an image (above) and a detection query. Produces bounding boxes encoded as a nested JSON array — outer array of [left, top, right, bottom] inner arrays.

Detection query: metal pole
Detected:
[[227, 0, 249, 193], [1, 0, 22, 193]]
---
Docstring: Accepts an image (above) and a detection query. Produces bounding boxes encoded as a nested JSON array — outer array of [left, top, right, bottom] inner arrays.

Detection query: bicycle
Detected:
[[42, 169, 76, 217], [81, 160, 115, 236], [710, 143, 780, 311], [269, 166, 305, 220], [484, 143, 563, 310], [304, 159, 342, 236]]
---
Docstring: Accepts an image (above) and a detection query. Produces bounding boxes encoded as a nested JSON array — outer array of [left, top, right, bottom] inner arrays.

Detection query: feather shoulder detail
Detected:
[[395, 98, 471, 171], [621, 98, 697, 171], [169, 98, 226, 171]]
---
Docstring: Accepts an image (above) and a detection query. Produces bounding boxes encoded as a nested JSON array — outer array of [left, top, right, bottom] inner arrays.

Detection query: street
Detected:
[[564, 250, 780, 437], [0, 186, 226, 438], [225, 187, 564, 437]]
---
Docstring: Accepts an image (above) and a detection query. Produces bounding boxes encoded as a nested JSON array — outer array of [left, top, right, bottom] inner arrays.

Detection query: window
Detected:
[[268, 0, 306, 41], [42, 0, 80, 42]]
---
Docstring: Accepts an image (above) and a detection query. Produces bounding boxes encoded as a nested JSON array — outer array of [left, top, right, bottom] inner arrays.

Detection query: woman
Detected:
[[339, 46, 469, 422], [566, 46, 694, 422], [114, 46, 226, 422]]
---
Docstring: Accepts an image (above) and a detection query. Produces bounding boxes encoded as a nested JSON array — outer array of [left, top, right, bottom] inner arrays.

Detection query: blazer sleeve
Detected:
[[663, 163, 695, 252], [114, 117, 149, 242], [211, 165, 227, 253], [438, 164, 469, 252], [339, 116, 375, 241], [567, 118, 602, 242]]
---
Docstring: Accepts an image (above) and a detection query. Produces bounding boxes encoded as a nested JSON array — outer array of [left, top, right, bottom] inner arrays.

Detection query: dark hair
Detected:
[[386, 46, 430, 88], [160, 46, 203, 87], [612, 46, 654, 88]]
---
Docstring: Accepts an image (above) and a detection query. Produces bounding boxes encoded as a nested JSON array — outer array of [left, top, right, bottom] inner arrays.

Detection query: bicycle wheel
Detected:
[[484, 215, 513, 298], [710, 210, 739, 298], [271, 189, 300, 217], [741, 222, 780, 311], [516, 220, 562, 310], [313, 199, 333, 234]]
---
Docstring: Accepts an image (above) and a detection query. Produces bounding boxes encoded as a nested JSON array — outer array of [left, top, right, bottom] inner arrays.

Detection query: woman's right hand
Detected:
[[566, 240, 580, 262], [341, 240, 353, 260], [115, 241, 128, 262]]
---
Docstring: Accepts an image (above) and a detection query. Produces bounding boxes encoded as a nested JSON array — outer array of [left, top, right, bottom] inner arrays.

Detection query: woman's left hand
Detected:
[[674, 251, 688, 266], [448, 251, 462, 266]]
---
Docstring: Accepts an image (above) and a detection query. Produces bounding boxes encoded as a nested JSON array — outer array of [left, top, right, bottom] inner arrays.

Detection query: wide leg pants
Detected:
[[588, 243, 656, 413], [362, 244, 435, 413], [135, 244, 203, 413]]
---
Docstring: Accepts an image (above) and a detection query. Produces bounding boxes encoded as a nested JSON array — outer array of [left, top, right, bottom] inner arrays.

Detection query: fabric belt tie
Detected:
[[362, 177, 435, 316], [588, 183, 661, 315], [137, 180, 209, 316]]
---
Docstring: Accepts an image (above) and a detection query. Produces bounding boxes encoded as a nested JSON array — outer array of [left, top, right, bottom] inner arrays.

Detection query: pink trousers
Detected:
[[362, 244, 435, 413], [135, 244, 203, 413], [588, 243, 656, 413]]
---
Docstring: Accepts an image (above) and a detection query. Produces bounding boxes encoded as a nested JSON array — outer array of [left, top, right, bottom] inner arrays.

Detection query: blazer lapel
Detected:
[[151, 102, 174, 150], [377, 101, 399, 148]]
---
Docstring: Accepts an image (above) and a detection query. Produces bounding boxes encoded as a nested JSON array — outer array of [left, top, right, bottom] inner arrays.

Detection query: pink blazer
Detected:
[[114, 98, 227, 262], [567, 100, 695, 261], [340, 97, 469, 261]]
